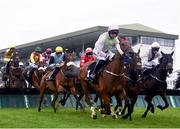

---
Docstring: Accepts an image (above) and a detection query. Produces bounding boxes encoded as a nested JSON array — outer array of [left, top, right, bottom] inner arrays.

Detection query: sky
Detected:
[[0, 0, 179, 69]]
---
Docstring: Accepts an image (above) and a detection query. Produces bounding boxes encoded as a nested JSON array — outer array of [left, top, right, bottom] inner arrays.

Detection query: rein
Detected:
[[150, 74, 166, 83], [104, 70, 125, 77]]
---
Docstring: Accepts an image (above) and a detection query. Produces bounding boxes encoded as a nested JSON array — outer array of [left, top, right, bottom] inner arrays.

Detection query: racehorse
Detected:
[[38, 51, 82, 112], [117, 49, 142, 120], [23, 61, 46, 89], [141, 51, 174, 117], [4, 50, 27, 89], [175, 72, 180, 89], [79, 50, 127, 119]]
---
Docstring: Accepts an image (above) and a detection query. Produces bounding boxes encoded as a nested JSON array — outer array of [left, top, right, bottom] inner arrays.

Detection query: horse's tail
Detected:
[[175, 73, 180, 89]]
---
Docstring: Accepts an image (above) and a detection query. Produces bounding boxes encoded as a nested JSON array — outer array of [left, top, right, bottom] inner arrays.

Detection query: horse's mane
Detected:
[[113, 50, 122, 59]]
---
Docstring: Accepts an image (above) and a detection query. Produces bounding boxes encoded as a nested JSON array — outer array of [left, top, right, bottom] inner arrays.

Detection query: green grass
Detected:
[[0, 107, 180, 128]]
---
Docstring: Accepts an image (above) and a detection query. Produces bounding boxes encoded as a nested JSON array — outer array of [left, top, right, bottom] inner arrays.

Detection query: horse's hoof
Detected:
[[116, 111, 122, 116], [91, 114, 97, 119], [151, 107, 155, 113], [100, 109, 106, 114], [102, 114, 106, 118], [38, 108, 41, 112], [80, 108, 85, 112], [121, 115, 128, 119], [157, 105, 163, 110], [141, 114, 146, 118], [112, 114, 118, 119]]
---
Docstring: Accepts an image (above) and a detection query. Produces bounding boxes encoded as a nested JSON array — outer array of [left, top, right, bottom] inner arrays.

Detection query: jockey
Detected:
[[87, 25, 124, 82], [141, 42, 161, 80], [47, 46, 65, 81], [3, 45, 16, 74], [80, 47, 96, 67], [42, 48, 52, 66], [28, 47, 43, 78], [30, 47, 43, 67]]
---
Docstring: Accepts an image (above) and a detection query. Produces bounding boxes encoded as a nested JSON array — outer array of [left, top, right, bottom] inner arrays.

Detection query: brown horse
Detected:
[[23, 61, 46, 89], [79, 51, 127, 119], [141, 51, 174, 117], [38, 51, 82, 112], [6, 51, 27, 89]]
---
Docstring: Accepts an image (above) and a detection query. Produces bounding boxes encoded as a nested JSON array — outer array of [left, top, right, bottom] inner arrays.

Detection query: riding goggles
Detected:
[[86, 52, 93, 56], [109, 30, 119, 35]]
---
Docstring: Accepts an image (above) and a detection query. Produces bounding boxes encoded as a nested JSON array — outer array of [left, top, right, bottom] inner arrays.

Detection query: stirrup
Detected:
[[46, 76, 54, 81], [88, 74, 96, 82]]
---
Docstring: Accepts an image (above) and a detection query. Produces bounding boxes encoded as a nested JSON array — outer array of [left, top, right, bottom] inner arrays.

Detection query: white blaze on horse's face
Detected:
[[38, 67, 45, 71], [66, 61, 77, 67]]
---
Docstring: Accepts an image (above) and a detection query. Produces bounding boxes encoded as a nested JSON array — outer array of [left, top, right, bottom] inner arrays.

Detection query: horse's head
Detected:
[[159, 51, 174, 74], [13, 56, 20, 67], [125, 49, 142, 80], [65, 51, 76, 63], [36, 61, 46, 77], [129, 49, 142, 73]]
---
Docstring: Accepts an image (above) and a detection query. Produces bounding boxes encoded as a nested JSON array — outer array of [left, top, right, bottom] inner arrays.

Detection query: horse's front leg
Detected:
[[142, 95, 154, 118], [49, 84, 58, 113], [38, 82, 46, 112], [157, 92, 169, 110], [114, 95, 123, 116], [101, 94, 117, 119], [59, 91, 70, 106], [75, 92, 84, 111], [51, 92, 58, 113], [70, 87, 84, 111]]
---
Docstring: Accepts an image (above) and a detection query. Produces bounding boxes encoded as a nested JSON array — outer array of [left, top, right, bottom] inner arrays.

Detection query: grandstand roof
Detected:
[[0, 23, 178, 59]]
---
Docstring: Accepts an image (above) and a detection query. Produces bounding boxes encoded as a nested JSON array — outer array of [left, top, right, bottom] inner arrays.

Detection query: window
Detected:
[[141, 36, 175, 47]]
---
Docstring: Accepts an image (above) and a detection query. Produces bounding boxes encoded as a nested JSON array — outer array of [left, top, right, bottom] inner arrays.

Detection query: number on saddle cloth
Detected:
[[87, 62, 97, 76], [87, 60, 108, 78]]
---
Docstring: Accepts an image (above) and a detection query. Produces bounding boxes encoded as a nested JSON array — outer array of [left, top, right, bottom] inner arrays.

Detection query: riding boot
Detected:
[[47, 67, 60, 81], [28, 68, 36, 84], [141, 68, 151, 81], [88, 60, 105, 82], [6, 61, 11, 75], [29, 68, 36, 78]]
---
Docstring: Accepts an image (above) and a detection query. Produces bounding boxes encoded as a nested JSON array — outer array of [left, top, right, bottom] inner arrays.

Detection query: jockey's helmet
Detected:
[[85, 47, 93, 53], [108, 25, 119, 36], [9, 44, 16, 49], [151, 42, 160, 48], [85, 47, 93, 56], [46, 48, 52, 54], [55, 46, 63, 53], [35, 47, 42, 53], [151, 42, 160, 52]]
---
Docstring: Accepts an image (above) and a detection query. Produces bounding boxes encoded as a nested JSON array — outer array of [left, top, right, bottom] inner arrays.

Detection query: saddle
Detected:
[[141, 67, 155, 81], [87, 60, 109, 82], [64, 66, 79, 79]]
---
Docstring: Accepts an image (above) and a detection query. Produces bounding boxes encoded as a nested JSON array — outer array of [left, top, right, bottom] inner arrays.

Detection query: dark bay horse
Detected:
[[118, 50, 142, 120], [23, 61, 46, 89], [141, 51, 174, 117], [5, 51, 27, 89], [175, 72, 180, 89], [38, 51, 82, 112], [79, 51, 127, 119]]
